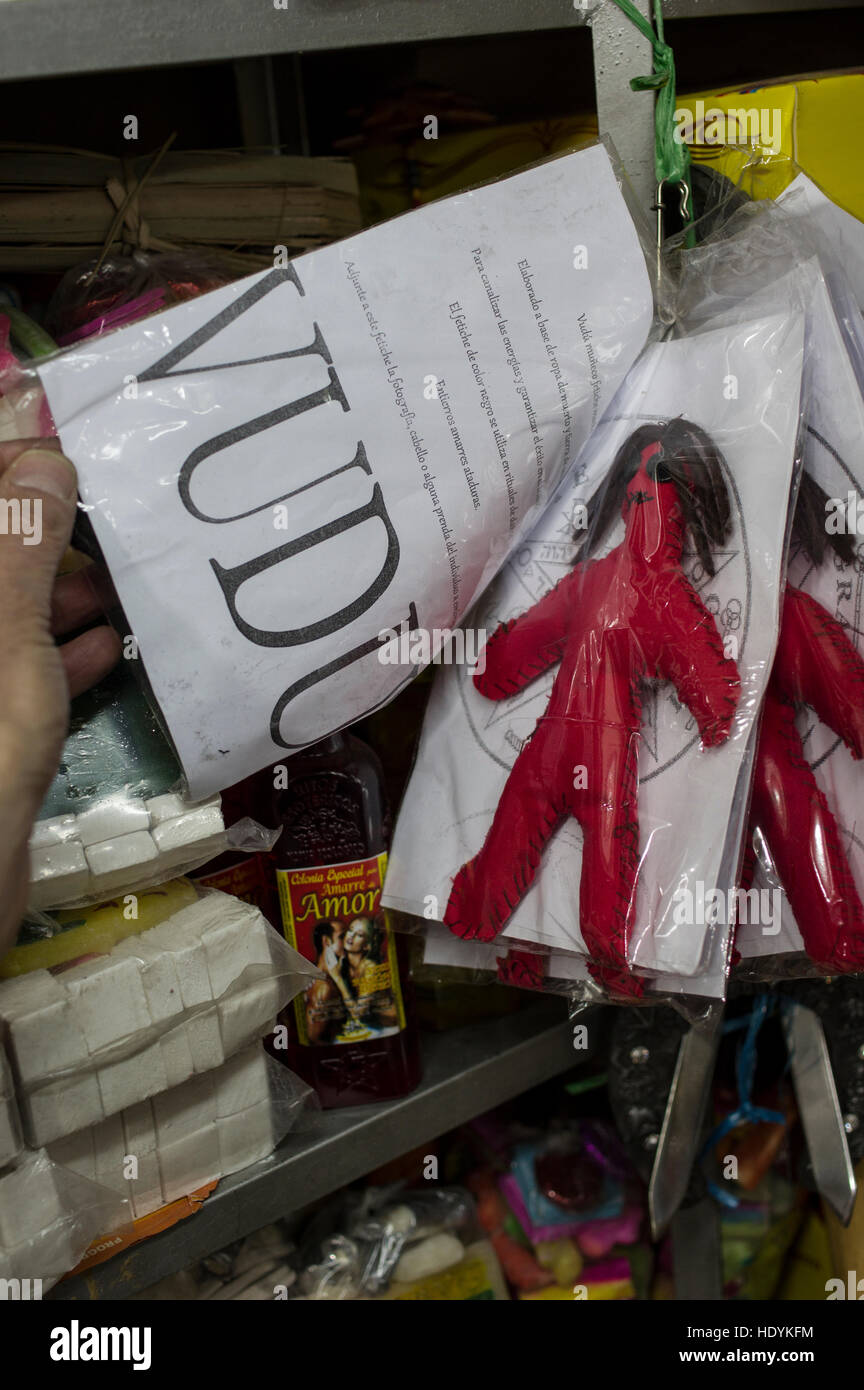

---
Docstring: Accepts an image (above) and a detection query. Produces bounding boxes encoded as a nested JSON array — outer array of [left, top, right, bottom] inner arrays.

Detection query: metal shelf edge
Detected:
[[2, 0, 859, 85]]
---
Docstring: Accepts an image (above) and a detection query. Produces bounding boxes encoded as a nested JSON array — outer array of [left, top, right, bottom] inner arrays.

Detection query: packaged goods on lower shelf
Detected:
[[0, 890, 320, 1145], [46, 1046, 311, 1220], [28, 793, 227, 910], [0, 1149, 130, 1287], [295, 1187, 478, 1299]]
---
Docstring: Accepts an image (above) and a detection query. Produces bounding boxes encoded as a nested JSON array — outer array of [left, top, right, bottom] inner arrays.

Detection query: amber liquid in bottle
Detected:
[[267, 733, 421, 1108]]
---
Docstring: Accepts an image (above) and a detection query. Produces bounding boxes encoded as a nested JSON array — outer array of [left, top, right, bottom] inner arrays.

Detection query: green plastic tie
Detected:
[[607, 0, 694, 240]]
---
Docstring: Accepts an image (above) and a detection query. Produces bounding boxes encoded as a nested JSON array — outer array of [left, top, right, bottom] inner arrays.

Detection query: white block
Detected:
[[97, 1042, 167, 1117], [120, 1100, 164, 1218], [0, 1096, 22, 1167], [0, 971, 89, 1086], [202, 902, 276, 999], [122, 1098, 156, 1155], [85, 830, 159, 892], [47, 1127, 97, 1183], [0, 1047, 14, 1097], [75, 796, 150, 846], [64, 954, 151, 1054], [160, 1028, 195, 1090], [22, 1072, 104, 1146], [158, 1125, 221, 1206], [153, 1072, 215, 1146], [0, 970, 57, 1021], [28, 842, 90, 907], [113, 936, 182, 1025], [0, 1158, 65, 1246], [154, 895, 225, 940], [161, 833, 226, 872], [217, 1101, 275, 1175], [128, 1150, 165, 1220], [145, 792, 190, 826], [145, 927, 211, 1009], [187, 1009, 224, 1074], [151, 804, 225, 866], [30, 815, 77, 850], [213, 1046, 269, 1119], [217, 978, 284, 1056], [93, 1112, 127, 1195]]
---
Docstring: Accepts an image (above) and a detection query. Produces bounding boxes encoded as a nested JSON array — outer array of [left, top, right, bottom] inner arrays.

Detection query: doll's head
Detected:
[[577, 417, 731, 578]]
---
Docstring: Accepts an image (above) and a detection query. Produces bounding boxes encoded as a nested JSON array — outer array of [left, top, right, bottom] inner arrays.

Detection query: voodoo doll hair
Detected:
[[793, 469, 856, 567], [575, 417, 732, 577]]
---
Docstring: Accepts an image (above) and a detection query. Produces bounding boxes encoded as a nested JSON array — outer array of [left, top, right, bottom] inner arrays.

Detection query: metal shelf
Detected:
[[51, 999, 588, 1300], [0, 0, 588, 83], [0, 0, 859, 85]]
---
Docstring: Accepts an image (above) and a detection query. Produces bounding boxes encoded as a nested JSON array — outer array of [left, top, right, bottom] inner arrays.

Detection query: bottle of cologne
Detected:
[[267, 732, 421, 1108]]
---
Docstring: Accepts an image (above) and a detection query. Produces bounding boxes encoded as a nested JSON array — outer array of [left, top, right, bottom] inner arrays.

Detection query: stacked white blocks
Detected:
[[0, 892, 313, 1145], [0, 1155, 78, 1276], [29, 792, 225, 909], [0, 1149, 130, 1284], [48, 1046, 278, 1219]]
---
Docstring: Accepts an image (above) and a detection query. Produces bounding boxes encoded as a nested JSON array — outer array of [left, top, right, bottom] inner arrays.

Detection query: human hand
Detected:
[[0, 440, 122, 956]]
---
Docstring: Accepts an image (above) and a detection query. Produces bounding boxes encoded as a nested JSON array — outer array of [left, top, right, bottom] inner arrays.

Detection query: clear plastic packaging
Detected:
[[28, 791, 227, 912], [44, 249, 234, 346], [0, 889, 320, 1145], [384, 305, 806, 1003], [295, 1186, 475, 1300], [27, 792, 281, 914], [22, 141, 654, 801], [0, 1148, 131, 1289], [678, 200, 864, 981], [46, 1046, 314, 1222]]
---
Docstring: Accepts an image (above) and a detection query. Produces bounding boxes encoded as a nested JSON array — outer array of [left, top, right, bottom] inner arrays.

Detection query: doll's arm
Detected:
[[653, 573, 740, 746], [775, 585, 864, 759], [474, 569, 578, 699]]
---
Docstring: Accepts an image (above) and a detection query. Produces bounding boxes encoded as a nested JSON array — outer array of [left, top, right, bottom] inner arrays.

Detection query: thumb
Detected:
[[0, 444, 78, 622]]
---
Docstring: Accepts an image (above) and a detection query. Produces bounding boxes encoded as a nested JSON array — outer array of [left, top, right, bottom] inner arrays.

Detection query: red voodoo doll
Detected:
[[743, 474, 864, 973], [444, 419, 741, 998]]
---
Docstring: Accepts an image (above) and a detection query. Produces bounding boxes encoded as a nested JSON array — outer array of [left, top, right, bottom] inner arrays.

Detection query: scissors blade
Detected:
[[785, 1001, 857, 1226], [671, 1197, 723, 1300], [649, 1007, 723, 1240]]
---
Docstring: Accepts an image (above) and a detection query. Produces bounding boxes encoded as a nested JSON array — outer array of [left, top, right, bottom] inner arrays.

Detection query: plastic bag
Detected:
[[679, 201, 864, 979], [44, 249, 234, 346], [384, 306, 806, 1003], [0, 888, 320, 1145], [28, 790, 227, 911], [296, 1186, 475, 1299], [23, 141, 653, 801], [46, 1046, 314, 1222], [0, 1149, 131, 1289]]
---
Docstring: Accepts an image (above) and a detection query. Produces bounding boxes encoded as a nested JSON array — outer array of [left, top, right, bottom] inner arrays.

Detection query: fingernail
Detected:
[[8, 449, 77, 501]]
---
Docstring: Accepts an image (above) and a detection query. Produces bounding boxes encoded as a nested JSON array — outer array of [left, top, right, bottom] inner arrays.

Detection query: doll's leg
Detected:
[[575, 725, 644, 999], [444, 722, 567, 942], [496, 948, 547, 990], [752, 696, 864, 973]]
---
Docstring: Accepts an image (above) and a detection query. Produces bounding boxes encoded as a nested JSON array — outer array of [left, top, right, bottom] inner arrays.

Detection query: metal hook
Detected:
[[653, 177, 690, 329]]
